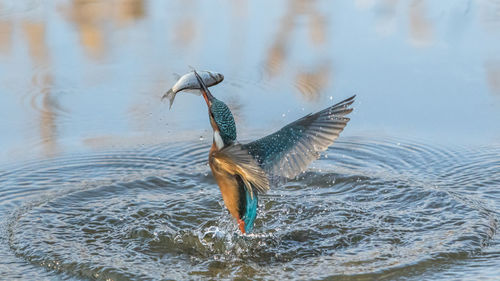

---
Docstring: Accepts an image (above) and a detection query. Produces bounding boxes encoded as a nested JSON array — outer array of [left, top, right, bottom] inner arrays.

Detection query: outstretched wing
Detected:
[[243, 95, 355, 180]]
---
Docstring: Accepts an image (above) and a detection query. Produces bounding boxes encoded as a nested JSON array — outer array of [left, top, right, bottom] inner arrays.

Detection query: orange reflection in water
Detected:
[[295, 64, 331, 101], [61, 0, 145, 60], [409, 0, 434, 47], [0, 21, 12, 55], [22, 22, 48, 63], [115, 0, 145, 25], [62, 1, 108, 59], [37, 74, 58, 157], [309, 10, 327, 45], [265, 0, 332, 101]]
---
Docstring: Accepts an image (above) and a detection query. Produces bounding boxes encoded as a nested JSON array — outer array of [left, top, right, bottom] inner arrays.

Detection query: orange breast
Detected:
[[209, 145, 241, 220]]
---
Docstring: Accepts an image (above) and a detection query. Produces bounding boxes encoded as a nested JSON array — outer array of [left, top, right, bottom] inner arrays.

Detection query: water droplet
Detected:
[[329, 96, 333, 100], [282, 113, 286, 118], [200, 136, 204, 141]]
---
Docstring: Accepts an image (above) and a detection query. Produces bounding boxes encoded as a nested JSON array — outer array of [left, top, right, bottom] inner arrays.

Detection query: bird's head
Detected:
[[193, 70, 236, 150]]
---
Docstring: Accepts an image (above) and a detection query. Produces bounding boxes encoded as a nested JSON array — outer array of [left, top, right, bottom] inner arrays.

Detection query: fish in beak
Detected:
[[162, 70, 223, 109], [193, 70, 214, 107]]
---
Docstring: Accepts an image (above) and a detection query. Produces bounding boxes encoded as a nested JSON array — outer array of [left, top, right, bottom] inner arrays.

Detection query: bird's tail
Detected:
[[243, 189, 258, 233]]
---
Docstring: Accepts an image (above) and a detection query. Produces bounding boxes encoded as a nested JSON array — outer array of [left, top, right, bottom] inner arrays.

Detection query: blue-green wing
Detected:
[[243, 95, 355, 180]]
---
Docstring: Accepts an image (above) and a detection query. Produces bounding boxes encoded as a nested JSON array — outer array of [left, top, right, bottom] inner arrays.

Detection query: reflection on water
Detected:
[[114, 0, 145, 25], [409, 0, 434, 47], [0, 0, 500, 280], [264, 0, 331, 101], [295, 64, 331, 101], [22, 22, 48, 63], [22, 21, 59, 157], [35, 74, 58, 156], [0, 20, 12, 54], [61, 0, 145, 59], [62, 1, 107, 59]]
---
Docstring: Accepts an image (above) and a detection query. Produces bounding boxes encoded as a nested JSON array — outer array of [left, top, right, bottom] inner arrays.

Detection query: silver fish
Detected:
[[162, 70, 224, 109]]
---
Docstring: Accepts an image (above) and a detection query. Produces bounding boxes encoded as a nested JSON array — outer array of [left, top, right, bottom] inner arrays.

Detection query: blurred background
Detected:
[[0, 0, 499, 162]]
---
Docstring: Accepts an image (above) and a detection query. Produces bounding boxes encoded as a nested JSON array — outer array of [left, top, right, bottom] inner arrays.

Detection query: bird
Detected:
[[191, 70, 354, 234]]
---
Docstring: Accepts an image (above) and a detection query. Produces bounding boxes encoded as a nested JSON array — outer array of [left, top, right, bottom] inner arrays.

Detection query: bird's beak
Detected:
[[193, 70, 214, 107]]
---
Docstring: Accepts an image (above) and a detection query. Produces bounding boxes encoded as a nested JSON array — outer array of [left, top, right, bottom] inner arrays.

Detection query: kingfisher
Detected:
[[190, 71, 354, 234]]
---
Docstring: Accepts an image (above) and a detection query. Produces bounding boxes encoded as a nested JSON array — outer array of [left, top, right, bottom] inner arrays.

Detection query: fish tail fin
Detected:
[[161, 89, 176, 109]]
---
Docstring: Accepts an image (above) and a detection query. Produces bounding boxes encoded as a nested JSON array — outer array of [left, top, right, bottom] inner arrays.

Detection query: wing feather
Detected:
[[211, 144, 270, 196], [244, 95, 355, 180]]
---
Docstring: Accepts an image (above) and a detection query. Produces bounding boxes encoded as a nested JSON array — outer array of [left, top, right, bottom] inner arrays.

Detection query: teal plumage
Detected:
[[211, 99, 237, 144], [243, 190, 258, 232], [236, 175, 258, 233], [243, 96, 355, 180], [243, 127, 304, 166]]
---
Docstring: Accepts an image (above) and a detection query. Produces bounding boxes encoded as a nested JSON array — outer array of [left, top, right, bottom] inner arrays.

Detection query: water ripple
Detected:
[[0, 137, 498, 280]]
